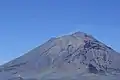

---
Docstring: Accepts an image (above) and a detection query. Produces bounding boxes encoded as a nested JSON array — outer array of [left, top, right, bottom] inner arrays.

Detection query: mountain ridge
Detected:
[[0, 31, 120, 80]]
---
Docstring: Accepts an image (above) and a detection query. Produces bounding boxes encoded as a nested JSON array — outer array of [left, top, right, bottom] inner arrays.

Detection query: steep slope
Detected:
[[0, 31, 120, 80]]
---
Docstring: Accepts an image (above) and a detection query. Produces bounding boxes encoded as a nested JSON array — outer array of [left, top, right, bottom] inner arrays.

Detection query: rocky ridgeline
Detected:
[[0, 32, 120, 80]]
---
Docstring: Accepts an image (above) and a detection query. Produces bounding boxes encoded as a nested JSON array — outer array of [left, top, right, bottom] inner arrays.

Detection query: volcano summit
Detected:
[[0, 32, 120, 80]]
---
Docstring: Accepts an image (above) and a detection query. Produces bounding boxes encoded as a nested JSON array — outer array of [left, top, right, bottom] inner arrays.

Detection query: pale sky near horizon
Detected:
[[0, 0, 120, 65]]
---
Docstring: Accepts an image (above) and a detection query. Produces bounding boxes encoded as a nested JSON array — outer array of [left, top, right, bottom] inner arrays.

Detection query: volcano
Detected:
[[0, 31, 120, 80]]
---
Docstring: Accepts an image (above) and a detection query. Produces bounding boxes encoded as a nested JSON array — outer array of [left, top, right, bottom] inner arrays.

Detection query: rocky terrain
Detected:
[[0, 31, 120, 80]]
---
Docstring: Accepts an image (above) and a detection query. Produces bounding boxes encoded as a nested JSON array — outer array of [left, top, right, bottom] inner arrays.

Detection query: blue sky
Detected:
[[0, 0, 120, 64]]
